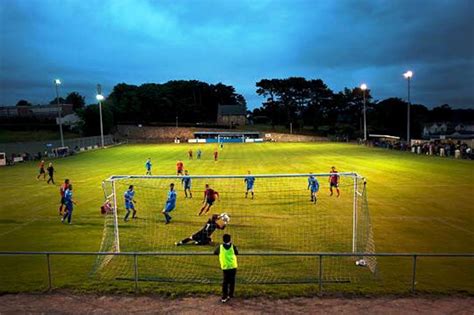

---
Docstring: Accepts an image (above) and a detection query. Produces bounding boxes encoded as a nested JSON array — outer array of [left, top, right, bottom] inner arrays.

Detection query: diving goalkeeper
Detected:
[[175, 214, 228, 246]]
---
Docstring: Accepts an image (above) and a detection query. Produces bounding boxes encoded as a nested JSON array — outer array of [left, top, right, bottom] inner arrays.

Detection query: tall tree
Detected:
[[49, 97, 66, 105], [16, 99, 32, 106], [65, 92, 86, 112]]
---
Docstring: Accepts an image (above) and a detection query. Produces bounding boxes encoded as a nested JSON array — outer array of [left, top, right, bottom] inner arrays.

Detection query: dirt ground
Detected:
[[0, 294, 473, 314]]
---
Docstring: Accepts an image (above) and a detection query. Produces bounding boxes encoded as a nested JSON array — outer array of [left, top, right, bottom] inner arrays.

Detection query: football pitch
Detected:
[[0, 142, 473, 295]]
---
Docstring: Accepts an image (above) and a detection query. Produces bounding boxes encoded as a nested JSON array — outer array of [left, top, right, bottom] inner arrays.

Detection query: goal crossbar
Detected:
[[105, 172, 362, 182]]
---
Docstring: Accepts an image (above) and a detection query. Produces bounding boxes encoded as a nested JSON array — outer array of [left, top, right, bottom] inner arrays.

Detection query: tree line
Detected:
[[7, 77, 473, 139], [253, 77, 474, 139]]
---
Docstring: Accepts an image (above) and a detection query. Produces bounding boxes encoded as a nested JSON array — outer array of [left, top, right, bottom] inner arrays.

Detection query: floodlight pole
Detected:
[[407, 76, 411, 145], [363, 89, 367, 142], [96, 84, 105, 148], [55, 80, 65, 147], [403, 71, 413, 145]]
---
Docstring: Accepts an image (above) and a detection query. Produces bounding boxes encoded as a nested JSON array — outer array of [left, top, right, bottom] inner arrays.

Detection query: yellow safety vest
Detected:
[[219, 244, 238, 270]]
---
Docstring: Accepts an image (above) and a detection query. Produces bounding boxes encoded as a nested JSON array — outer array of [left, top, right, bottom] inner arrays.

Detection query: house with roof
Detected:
[[217, 104, 246, 126]]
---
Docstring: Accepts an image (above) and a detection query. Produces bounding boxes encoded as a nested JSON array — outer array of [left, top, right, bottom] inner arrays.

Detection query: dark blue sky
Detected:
[[1, 0, 473, 109]]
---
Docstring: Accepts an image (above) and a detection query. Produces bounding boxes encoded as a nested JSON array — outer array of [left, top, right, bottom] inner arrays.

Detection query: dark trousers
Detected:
[[47, 175, 55, 184], [222, 268, 237, 298]]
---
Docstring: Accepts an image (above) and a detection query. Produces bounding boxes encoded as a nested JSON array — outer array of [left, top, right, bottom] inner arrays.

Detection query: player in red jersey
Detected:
[[329, 166, 340, 197], [59, 179, 70, 215], [37, 160, 46, 180], [188, 149, 193, 160], [176, 160, 184, 176], [198, 184, 220, 216], [214, 149, 218, 161]]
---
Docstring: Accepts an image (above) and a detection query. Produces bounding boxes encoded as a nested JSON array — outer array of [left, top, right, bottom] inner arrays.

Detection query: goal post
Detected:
[[95, 172, 376, 283]]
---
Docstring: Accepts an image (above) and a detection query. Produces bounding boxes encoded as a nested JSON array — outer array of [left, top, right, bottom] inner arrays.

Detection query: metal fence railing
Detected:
[[0, 251, 472, 294], [0, 135, 114, 157]]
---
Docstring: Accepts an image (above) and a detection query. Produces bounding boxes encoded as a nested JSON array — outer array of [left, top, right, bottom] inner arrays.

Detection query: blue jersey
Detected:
[[124, 190, 135, 207], [64, 189, 73, 206], [182, 175, 192, 188], [164, 190, 177, 211], [308, 176, 320, 192], [245, 176, 255, 189], [145, 160, 152, 170]]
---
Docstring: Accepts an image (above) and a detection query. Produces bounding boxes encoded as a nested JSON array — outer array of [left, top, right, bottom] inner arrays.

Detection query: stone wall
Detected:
[[115, 125, 328, 143], [265, 132, 328, 142]]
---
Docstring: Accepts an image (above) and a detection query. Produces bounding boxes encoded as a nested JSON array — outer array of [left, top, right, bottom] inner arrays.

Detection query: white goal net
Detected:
[[94, 173, 376, 284]]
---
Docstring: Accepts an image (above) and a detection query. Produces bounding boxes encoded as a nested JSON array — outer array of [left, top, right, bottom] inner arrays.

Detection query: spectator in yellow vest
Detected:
[[214, 233, 238, 303]]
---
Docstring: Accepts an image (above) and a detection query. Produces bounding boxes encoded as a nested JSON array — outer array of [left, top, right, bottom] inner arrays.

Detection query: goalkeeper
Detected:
[[176, 214, 227, 246]]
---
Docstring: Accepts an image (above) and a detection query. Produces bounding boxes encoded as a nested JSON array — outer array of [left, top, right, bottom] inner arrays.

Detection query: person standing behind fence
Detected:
[[47, 162, 55, 184], [61, 184, 76, 224], [214, 233, 238, 303]]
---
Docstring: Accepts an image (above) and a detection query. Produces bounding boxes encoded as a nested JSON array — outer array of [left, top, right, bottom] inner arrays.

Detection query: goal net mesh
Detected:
[[94, 174, 376, 284]]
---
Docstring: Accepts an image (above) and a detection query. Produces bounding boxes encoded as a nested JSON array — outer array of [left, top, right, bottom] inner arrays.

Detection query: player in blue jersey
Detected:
[[307, 173, 320, 203], [61, 184, 76, 224], [145, 158, 152, 175], [182, 170, 193, 198], [162, 183, 177, 224], [124, 185, 137, 221], [244, 170, 255, 199]]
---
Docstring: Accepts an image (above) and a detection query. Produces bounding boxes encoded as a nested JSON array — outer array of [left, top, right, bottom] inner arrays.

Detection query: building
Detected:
[[423, 122, 474, 139], [217, 104, 246, 126], [0, 104, 74, 118]]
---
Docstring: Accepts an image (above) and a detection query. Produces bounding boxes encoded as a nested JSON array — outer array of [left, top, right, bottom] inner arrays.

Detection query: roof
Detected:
[[369, 134, 400, 140], [218, 104, 246, 116], [194, 131, 260, 136]]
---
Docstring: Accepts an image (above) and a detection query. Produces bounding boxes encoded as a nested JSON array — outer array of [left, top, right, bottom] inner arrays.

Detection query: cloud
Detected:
[[0, 0, 473, 108]]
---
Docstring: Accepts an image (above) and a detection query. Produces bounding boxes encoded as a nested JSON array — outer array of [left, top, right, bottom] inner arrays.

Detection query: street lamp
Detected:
[[403, 70, 413, 145], [96, 85, 105, 148], [360, 83, 368, 142], [54, 79, 65, 147]]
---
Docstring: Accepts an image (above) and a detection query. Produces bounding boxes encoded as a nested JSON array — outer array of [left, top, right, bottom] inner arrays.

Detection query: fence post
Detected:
[[46, 253, 52, 291], [134, 254, 139, 294], [318, 255, 323, 295], [411, 255, 417, 293]]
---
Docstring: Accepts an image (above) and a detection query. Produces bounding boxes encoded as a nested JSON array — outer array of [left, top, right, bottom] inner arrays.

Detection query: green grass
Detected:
[[0, 143, 473, 295]]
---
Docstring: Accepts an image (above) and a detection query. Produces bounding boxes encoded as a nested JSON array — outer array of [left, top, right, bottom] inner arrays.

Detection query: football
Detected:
[[220, 213, 230, 223]]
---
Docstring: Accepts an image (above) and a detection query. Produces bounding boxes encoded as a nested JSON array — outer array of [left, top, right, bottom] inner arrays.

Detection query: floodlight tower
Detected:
[[360, 83, 368, 141], [403, 71, 413, 144], [54, 79, 65, 147], [96, 84, 105, 148]]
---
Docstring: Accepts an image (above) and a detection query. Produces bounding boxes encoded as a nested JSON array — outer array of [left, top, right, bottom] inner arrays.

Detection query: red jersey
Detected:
[[60, 183, 68, 197], [39, 161, 45, 169], [329, 170, 339, 184], [176, 161, 184, 170], [204, 188, 218, 201]]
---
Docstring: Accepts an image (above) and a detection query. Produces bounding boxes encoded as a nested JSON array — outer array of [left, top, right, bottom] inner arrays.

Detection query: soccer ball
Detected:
[[220, 213, 230, 223], [355, 259, 367, 266]]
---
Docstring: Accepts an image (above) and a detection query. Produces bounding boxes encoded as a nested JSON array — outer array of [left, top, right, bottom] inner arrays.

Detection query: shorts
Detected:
[[60, 197, 65, 205], [126, 202, 135, 210], [164, 204, 175, 212], [192, 232, 211, 245], [330, 182, 339, 188], [177, 169, 183, 174], [206, 198, 215, 206], [184, 185, 191, 190], [39, 168, 45, 174], [311, 187, 319, 193], [66, 204, 73, 212], [246, 186, 254, 192]]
